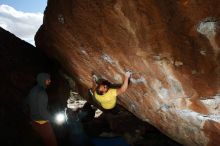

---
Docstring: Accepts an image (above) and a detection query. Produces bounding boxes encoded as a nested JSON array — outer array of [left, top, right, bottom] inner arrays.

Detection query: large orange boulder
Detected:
[[35, 0, 220, 145]]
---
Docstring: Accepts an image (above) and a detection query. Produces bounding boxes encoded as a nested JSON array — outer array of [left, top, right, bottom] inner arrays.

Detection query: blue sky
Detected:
[[0, 0, 47, 12], [0, 1, 47, 45]]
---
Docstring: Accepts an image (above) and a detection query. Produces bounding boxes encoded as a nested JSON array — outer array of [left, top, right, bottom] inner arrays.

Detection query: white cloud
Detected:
[[0, 4, 43, 46]]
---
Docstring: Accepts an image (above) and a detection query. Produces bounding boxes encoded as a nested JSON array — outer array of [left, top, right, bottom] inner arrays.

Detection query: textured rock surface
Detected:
[[36, 0, 220, 145], [0, 27, 69, 146]]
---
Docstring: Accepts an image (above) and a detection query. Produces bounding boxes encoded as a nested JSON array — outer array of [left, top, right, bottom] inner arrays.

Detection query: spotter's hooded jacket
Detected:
[[27, 73, 52, 121]]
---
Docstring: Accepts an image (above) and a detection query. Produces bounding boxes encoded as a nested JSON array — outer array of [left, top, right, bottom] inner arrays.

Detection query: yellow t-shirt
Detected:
[[95, 89, 117, 109]]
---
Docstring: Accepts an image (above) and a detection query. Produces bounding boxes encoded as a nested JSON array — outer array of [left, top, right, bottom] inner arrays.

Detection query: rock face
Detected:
[[0, 27, 69, 146], [35, 0, 220, 145]]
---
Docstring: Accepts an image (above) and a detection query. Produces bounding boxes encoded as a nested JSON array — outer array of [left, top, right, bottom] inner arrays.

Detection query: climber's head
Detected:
[[96, 79, 110, 95]]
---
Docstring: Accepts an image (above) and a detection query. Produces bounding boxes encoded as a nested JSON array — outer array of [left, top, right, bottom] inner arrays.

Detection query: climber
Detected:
[[92, 71, 131, 110], [26, 73, 57, 146]]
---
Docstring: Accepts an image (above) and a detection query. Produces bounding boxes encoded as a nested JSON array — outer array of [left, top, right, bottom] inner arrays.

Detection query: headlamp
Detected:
[[55, 112, 66, 124]]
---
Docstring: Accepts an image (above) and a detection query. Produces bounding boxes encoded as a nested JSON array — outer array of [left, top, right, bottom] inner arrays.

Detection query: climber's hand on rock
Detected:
[[125, 71, 132, 78], [92, 74, 98, 83]]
